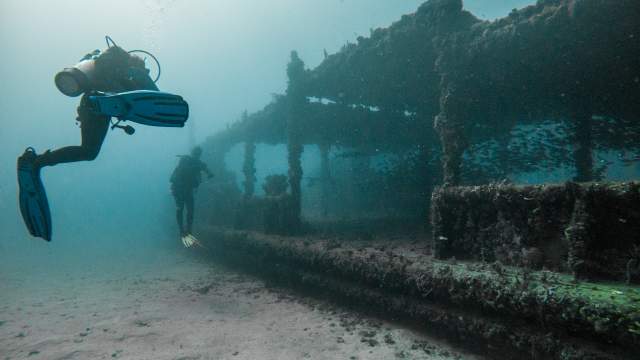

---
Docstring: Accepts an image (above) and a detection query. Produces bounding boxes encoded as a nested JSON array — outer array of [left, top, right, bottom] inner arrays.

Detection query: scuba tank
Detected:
[[54, 36, 161, 97]]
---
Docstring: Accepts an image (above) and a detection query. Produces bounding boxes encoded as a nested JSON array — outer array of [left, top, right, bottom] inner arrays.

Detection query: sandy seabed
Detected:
[[0, 250, 479, 360]]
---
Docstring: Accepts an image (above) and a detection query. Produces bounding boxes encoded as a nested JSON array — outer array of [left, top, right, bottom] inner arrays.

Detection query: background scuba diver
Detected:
[[170, 146, 213, 247], [17, 36, 189, 241]]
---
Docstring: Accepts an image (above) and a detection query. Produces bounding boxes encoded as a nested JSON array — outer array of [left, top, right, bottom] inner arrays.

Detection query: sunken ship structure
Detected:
[[196, 1, 640, 358]]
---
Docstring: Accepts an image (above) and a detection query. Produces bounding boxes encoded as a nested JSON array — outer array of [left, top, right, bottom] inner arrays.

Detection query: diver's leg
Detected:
[[174, 193, 185, 236], [185, 191, 195, 234], [34, 96, 109, 168]]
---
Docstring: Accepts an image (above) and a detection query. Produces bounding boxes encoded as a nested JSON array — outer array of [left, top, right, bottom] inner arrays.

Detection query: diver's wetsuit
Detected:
[[34, 94, 109, 168], [170, 154, 212, 235]]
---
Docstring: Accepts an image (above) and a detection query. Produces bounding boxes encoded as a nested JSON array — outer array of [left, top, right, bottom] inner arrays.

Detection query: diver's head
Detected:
[[191, 146, 203, 158]]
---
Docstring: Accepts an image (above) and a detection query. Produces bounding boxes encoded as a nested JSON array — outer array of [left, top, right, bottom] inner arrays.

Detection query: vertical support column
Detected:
[[565, 185, 591, 280], [242, 140, 256, 199], [432, 83, 468, 257], [572, 110, 594, 182], [319, 143, 331, 218], [288, 139, 303, 228], [417, 141, 432, 220], [434, 84, 468, 187], [286, 50, 306, 231]]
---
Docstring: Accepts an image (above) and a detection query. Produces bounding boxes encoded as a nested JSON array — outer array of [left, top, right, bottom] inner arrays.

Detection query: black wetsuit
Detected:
[[34, 95, 110, 167], [170, 156, 212, 235]]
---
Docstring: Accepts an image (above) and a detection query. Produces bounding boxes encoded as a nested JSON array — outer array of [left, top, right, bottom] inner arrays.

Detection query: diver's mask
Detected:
[[54, 36, 160, 97]]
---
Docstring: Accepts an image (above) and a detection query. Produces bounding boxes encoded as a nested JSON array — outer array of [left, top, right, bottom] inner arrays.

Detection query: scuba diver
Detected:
[[17, 36, 189, 242], [170, 146, 213, 247]]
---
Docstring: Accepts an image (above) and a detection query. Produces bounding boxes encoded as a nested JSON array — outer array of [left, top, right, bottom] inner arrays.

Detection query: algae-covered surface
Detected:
[[438, 260, 640, 311], [397, 251, 640, 349], [204, 228, 640, 356], [548, 274, 640, 309]]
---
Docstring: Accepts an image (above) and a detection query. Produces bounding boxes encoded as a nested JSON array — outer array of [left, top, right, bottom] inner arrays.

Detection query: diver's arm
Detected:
[[201, 162, 214, 179], [170, 163, 179, 184]]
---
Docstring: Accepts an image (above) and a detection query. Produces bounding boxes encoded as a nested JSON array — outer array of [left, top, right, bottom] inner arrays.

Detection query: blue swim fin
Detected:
[[88, 90, 189, 127], [17, 148, 52, 241]]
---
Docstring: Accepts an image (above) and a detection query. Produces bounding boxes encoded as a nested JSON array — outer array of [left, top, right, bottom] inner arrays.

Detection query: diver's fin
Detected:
[[181, 234, 204, 248], [17, 148, 52, 241], [187, 234, 204, 248], [89, 90, 189, 127], [181, 234, 192, 248]]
